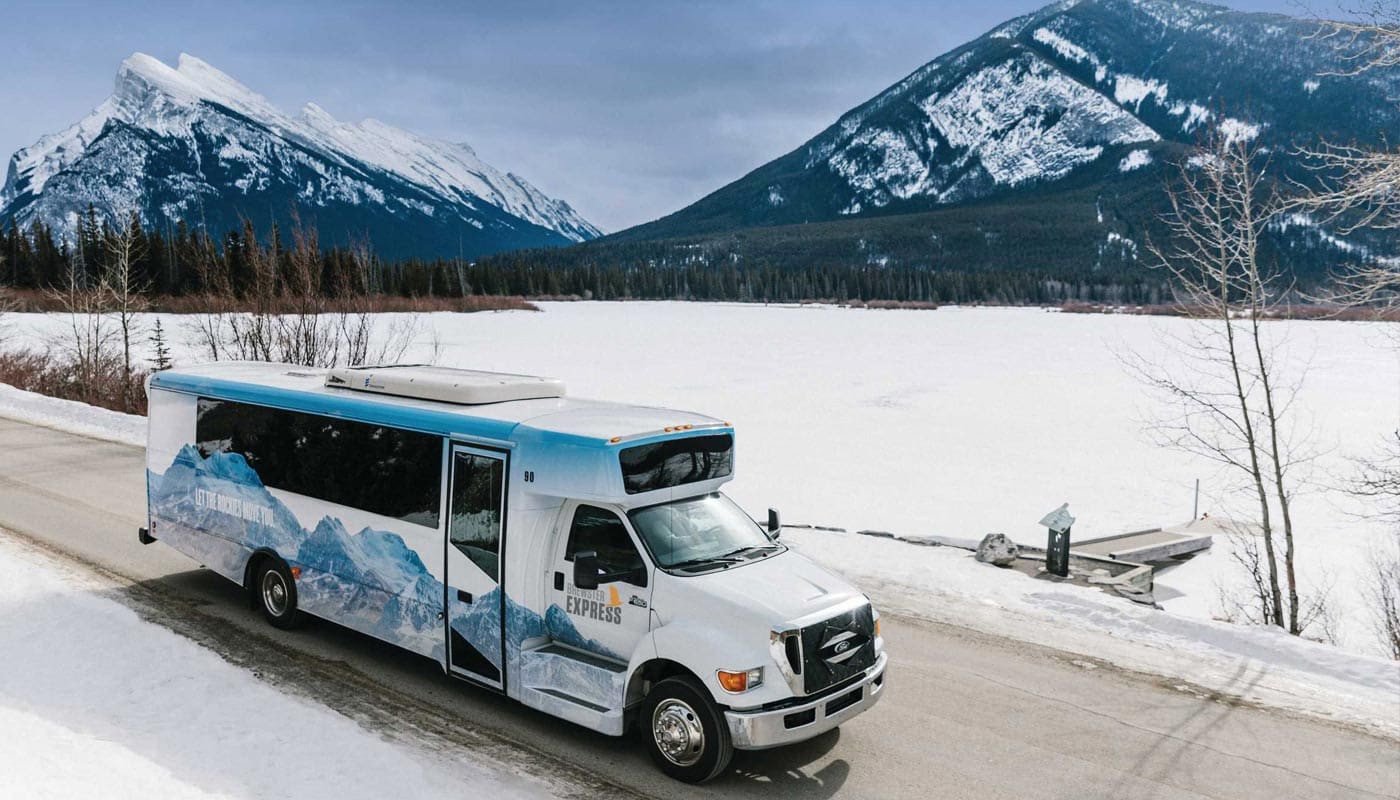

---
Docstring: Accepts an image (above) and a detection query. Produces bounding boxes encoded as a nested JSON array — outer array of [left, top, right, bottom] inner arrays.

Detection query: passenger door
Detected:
[[548, 503, 652, 664], [445, 445, 508, 689]]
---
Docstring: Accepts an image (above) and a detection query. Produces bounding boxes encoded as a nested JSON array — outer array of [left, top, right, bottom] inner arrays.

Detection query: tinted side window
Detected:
[[196, 398, 442, 528], [565, 505, 646, 585], [619, 433, 734, 494], [449, 451, 503, 579]]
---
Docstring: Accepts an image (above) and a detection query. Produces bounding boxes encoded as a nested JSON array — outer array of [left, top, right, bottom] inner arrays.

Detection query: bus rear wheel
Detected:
[[254, 558, 302, 630], [641, 676, 733, 783]]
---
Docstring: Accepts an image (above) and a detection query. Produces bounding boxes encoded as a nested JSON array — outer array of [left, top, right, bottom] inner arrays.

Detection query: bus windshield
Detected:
[[628, 493, 779, 571]]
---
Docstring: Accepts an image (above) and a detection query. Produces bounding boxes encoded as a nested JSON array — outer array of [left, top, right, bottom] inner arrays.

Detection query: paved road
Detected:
[[0, 416, 1395, 800]]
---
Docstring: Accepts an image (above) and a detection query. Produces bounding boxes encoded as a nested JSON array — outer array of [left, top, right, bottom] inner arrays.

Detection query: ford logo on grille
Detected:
[[818, 627, 870, 666]]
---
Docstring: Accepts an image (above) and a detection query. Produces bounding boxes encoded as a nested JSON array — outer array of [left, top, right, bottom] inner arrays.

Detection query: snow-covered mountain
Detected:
[[607, 0, 1399, 273], [1, 53, 601, 258]]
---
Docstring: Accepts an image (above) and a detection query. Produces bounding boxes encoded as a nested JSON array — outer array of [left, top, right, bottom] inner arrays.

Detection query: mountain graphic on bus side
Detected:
[[148, 445, 623, 668]]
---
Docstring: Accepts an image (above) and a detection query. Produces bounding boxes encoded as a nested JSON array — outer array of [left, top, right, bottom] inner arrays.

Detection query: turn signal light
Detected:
[[290, 566, 302, 580], [875, 618, 881, 638], [717, 667, 763, 693]]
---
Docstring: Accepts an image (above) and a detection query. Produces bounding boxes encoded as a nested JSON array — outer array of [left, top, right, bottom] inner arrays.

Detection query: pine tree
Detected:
[[148, 318, 172, 371]]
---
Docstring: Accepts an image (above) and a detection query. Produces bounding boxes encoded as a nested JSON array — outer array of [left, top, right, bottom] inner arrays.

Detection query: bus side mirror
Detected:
[[767, 508, 781, 538], [574, 551, 601, 591]]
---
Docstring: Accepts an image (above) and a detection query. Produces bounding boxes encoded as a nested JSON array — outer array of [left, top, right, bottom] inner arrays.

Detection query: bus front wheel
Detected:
[[641, 676, 733, 783]]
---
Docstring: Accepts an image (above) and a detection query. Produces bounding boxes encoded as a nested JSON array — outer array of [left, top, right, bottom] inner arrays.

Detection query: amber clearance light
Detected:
[[717, 667, 763, 693]]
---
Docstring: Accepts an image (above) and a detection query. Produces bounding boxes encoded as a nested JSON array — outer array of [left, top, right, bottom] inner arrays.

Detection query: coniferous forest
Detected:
[[0, 207, 1178, 307]]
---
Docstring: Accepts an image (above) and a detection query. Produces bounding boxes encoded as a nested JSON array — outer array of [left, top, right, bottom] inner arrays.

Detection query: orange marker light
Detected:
[[716, 667, 763, 693], [290, 566, 302, 580], [717, 670, 748, 693], [609, 436, 622, 444]]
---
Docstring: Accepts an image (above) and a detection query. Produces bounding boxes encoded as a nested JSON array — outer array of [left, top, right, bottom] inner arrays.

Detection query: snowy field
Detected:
[[0, 533, 554, 800], [1, 302, 1397, 665]]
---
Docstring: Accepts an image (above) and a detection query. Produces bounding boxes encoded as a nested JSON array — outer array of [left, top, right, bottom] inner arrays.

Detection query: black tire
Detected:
[[253, 557, 302, 630], [640, 676, 734, 783]]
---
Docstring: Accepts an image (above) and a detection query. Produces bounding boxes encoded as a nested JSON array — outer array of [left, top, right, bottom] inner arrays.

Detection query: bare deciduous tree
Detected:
[[187, 229, 234, 361], [349, 234, 380, 296], [1299, 3, 1400, 308], [185, 219, 424, 369], [277, 219, 338, 366], [1350, 432, 1400, 657], [105, 210, 150, 411], [0, 252, 15, 347], [46, 249, 120, 407], [1301, 2, 1400, 657], [1367, 540, 1400, 658], [1129, 124, 1315, 635]]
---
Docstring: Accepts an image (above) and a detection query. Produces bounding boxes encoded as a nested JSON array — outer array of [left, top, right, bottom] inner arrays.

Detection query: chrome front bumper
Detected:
[[725, 651, 887, 750]]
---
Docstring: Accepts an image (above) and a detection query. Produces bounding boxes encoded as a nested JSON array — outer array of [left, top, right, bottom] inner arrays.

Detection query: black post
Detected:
[[1046, 525, 1070, 577]]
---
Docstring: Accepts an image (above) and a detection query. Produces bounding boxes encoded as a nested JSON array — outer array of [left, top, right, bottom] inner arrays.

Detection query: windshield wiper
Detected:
[[717, 543, 781, 560], [668, 555, 744, 572], [670, 544, 779, 572]]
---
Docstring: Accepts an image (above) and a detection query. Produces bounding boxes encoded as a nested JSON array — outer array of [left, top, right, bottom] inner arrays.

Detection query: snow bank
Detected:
[[0, 534, 552, 800], [785, 528, 1400, 737], [0, 383, 145, 447]]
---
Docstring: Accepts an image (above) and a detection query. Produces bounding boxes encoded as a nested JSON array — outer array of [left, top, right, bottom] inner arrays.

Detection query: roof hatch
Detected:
[[324, 365, 565, 405]]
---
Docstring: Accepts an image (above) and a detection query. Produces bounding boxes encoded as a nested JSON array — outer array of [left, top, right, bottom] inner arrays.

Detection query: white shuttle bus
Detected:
[[142, 362, 886, 782]]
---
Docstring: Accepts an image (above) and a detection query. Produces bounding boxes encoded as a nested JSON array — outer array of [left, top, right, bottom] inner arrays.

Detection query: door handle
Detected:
[[457, 590, 473, 604]]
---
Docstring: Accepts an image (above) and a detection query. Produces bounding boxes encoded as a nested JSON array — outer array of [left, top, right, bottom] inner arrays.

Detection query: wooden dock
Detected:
[[1072, 520, 1216, 563]]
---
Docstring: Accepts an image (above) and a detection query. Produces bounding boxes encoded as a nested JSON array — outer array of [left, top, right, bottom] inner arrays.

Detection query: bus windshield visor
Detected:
[[619, 434, 733, 494], [628, 493, 776, 570]]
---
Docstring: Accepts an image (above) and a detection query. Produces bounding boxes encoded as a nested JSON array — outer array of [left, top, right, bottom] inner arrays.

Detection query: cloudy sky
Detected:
[[2, 0, 1301, 231]]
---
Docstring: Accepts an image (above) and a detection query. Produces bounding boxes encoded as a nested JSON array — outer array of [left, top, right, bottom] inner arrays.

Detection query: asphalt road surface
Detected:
[[0, 416, 1396, 799]]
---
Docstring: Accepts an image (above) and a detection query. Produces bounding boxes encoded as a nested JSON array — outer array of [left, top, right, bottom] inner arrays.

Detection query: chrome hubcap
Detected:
[[261, 570, 289, 616], [652, 698, 705, 767]]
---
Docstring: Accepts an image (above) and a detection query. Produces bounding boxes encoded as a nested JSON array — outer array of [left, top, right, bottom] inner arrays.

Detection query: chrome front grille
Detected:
[[776, 602, 876, 696]]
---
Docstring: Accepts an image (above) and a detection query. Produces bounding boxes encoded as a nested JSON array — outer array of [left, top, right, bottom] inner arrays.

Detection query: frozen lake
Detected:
[[5, 302, 1397, 654]]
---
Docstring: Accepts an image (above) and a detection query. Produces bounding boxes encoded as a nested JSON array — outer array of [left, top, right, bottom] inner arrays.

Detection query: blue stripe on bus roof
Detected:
[[150, 370, 526, 442], [149, 364, 731, 448]]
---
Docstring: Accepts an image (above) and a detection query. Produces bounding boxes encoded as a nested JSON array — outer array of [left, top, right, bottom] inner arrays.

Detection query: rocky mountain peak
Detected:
[[2, 53, 600, 258]]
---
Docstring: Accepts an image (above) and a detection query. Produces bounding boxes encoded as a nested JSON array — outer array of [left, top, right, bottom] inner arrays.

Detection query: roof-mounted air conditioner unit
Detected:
[[325, 365, 565, 405]]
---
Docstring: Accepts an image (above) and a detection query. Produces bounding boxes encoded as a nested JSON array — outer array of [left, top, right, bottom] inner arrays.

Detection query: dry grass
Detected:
[[1, 290, 538, 314], [790, 298, 941, 309], [845, 299, 941, 310], [1060, 301, 1400, 321]]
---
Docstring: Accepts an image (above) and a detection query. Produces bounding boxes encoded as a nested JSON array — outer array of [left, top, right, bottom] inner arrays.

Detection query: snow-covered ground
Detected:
[[1, 302, 1397, 729], [0, 383, 145, 447], [0, 532, 554, 800], [786, 527, 1399, 737]]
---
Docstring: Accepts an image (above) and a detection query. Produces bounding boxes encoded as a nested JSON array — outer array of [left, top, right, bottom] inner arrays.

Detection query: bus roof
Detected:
[[149, 362, 729, 447]]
